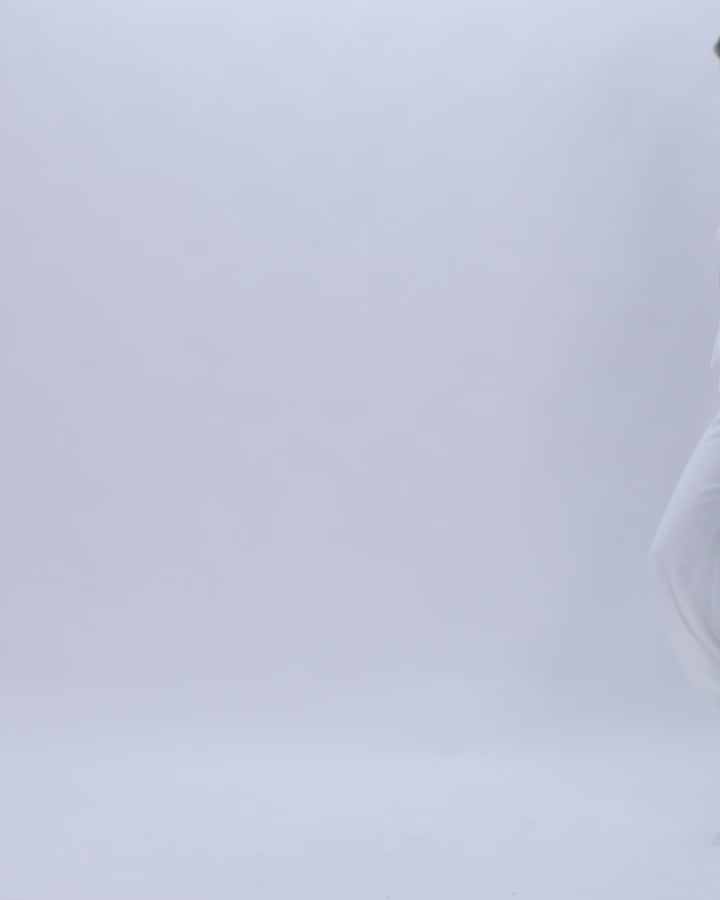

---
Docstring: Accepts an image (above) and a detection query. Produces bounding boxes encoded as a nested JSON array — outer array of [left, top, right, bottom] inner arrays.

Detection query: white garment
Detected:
[[647, 406, 720, 704], [647, 231, 720, 701], [711, 226, 720, 380]]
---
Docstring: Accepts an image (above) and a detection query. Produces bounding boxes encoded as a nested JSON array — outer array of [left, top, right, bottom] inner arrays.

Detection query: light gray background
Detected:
[[4, 1, 720, 896]]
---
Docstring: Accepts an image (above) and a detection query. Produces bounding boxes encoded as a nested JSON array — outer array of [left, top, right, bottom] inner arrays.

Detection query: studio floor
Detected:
[[2, 711, 720, 899]]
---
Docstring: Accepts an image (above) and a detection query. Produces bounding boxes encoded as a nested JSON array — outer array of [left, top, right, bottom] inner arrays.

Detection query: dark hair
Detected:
[[715, 37, 720, 57]]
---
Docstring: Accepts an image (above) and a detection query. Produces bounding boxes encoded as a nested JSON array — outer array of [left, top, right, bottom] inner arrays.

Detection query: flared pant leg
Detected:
[[647, 404, 720, 704]]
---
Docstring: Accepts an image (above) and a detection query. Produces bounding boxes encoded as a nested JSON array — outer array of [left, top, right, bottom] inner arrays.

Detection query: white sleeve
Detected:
[[711, 226, 720, 370]]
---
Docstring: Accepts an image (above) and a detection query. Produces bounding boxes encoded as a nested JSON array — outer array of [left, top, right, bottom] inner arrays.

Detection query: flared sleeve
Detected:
[[711, 226, 720, 385]]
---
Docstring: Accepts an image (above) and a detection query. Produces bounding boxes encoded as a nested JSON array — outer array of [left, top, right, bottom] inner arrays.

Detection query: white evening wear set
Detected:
[[648, 226, 720, 703]]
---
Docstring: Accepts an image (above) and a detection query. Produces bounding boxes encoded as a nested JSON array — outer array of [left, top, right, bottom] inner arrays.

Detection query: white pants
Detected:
[[648, 405, 720, 703]]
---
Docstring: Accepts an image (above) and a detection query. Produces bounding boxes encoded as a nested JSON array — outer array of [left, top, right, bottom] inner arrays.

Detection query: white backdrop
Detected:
[[4, 1, 720, 895], [2, 0, 719, 730]]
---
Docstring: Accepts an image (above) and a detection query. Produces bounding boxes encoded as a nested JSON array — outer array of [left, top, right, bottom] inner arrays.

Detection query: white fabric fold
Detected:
[[710, 226, 720, 380], [647, 404, 720, 705], [647, 233, 720, 702]]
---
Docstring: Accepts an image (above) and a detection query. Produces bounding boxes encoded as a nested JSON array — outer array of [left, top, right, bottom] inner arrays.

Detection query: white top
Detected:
[[711, 225, 720, 384]]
